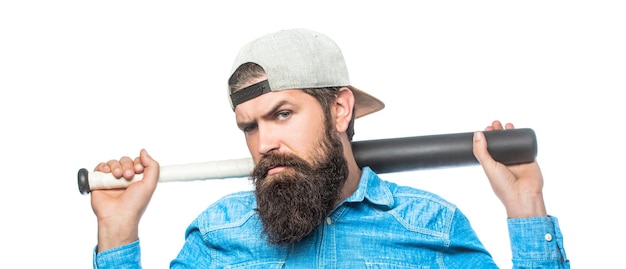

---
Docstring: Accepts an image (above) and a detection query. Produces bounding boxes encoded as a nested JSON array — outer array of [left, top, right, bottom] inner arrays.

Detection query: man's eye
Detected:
[[277, 111, 291, 120]]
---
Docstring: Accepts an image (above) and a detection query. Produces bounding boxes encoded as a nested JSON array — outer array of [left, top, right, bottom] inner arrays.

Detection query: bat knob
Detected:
[[78, 168, 90, 195]]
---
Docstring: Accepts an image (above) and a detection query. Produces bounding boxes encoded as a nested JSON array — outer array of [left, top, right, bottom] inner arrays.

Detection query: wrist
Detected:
[[97, 219, 139, 252], [505, 192, 548, 219]]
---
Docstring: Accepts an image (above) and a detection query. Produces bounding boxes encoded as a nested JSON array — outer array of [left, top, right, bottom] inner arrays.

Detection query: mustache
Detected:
[[252, 152, 312, 180]]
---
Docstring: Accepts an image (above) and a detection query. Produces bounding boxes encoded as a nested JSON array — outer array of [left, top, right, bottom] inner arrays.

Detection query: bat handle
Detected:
[[77, 158, 255, 195], [78, 168, 146, 195]]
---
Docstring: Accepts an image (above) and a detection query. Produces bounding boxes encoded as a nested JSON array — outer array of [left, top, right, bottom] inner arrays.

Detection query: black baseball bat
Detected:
[[78, 128, 537, 195]]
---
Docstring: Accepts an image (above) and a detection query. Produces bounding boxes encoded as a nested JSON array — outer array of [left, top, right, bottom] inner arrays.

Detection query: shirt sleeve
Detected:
[[92, 220, 212, 269], [507, 216, 570, 268], [93, 239, 142, 269]]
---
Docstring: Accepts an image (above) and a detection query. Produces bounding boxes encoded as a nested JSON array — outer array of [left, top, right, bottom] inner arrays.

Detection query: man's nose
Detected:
[[256, 124, 280, 156]]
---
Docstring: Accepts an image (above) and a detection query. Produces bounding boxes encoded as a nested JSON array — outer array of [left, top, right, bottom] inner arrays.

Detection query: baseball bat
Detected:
[[78, 128, 537, 195]]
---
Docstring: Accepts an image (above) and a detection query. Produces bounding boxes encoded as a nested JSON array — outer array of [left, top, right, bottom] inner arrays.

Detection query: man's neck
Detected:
[[336, 139, 362, 204]]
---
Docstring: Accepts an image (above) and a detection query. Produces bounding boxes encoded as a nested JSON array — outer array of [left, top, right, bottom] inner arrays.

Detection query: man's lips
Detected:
[[267, 166, 286, 176]]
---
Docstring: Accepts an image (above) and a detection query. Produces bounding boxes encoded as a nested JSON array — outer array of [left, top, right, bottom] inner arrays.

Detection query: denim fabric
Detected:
[[507, 216, 569, 268], [94, 167, 569, 268], [94, 240, 141, 269]]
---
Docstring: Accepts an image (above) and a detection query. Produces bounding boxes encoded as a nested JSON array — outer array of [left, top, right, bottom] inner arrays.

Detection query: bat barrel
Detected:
[[354, 128, 536, 174]]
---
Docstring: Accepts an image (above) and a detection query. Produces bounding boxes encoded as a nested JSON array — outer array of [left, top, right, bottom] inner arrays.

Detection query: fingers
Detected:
[[94, 162, 111, 173], [485, 120, 515, 131], [133, 156, 144, 174], [94, 154, 146, 180], [476, 120, 518, 164], [118, 157, 136, 179]]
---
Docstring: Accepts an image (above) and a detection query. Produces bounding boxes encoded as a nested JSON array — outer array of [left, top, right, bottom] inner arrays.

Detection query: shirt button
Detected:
[[544, 233, 553, 242], [326, 217, 332, 225]]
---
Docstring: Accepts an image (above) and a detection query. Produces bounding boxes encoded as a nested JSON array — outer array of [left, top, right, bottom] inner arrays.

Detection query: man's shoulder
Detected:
[[194, 190, 258, 232], [362, 168, 459, 215], [212, 190, 257, 209], [389, 182, 456, 210]]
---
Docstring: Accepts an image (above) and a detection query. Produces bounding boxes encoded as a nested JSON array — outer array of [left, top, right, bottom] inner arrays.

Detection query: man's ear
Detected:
[[334, 87, 355, 133]]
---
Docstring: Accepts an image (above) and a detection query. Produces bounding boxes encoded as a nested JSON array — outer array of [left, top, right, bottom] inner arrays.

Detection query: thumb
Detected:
[[472, 131, 495, 167], [139, 149, 160, 190]]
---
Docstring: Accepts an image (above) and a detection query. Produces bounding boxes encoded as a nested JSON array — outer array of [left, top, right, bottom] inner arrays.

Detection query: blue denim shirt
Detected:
[[94, 167, 569, 268]]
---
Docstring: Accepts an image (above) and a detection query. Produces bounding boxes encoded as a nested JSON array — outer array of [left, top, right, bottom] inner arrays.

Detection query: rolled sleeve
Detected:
[[93, 239, 141, 269], [508, 216, 569, 268]]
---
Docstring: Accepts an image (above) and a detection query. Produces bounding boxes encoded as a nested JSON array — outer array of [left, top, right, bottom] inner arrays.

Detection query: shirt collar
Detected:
[[343, 167, 394, 209]]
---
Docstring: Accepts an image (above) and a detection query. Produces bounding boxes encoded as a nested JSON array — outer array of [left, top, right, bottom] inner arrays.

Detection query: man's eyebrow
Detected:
[[237, 119, 256, 131], [236, 99, 291, 130], [261, 100, 290, 119]]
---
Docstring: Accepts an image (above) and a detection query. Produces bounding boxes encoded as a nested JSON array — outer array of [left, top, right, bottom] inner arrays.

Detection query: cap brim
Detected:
[[348, 86, 385, 118]]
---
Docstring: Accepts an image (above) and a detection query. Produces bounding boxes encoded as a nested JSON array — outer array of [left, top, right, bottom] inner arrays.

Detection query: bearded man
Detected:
[[90, 28, 569, 268]]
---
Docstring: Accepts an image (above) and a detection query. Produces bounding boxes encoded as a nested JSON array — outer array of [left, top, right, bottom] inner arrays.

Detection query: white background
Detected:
[[1, 1, 624, 268]]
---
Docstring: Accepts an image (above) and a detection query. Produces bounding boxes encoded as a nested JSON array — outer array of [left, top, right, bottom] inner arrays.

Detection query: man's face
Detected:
[[235, 84, 328, 165], [235, 86, 349, 245]]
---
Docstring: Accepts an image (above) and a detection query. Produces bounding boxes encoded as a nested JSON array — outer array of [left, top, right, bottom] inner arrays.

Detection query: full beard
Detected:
[[251, 131, 348, 246]]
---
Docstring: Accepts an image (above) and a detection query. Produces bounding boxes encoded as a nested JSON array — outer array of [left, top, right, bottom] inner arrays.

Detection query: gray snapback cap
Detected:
[[228, 28, 385, 118]]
